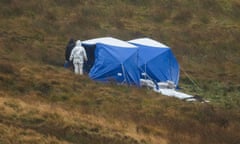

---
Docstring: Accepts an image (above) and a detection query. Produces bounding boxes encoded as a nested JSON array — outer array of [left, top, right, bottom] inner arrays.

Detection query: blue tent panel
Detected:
[[89, 43, 140, 86], [82, 37, 140, 86], [129, 38, 180, 86]]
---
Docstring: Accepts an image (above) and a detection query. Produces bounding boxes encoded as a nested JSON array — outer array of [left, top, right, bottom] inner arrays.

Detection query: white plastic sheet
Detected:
[[140, 79, 197, 101]]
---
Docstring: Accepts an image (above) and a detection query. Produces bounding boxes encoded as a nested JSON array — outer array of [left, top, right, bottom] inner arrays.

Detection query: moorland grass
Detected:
[[0, 0, 240, 143]]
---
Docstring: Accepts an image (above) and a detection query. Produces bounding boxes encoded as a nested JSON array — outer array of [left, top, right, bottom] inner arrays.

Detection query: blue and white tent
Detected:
[[82, 37, 140, 86], [128, 38, 180, 86]]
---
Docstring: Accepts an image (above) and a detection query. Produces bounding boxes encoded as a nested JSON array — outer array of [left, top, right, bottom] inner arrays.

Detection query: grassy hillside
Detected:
[[0, 0, 240, 144]]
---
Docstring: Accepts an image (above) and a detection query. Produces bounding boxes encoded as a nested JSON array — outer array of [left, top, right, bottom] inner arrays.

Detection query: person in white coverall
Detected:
[[69, 40, 88, 75]]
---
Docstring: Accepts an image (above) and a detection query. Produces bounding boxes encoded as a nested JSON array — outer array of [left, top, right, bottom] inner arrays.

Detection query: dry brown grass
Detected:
[[0, 0, 240, 143], [0, 62, 239, 144], [0, 123, 70, 144], [0, 91, 168, 144]]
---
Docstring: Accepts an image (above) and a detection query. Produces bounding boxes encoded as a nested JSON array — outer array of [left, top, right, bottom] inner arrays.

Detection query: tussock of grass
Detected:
[[0, 96, 148, 144], [0, 123, 70, 144]]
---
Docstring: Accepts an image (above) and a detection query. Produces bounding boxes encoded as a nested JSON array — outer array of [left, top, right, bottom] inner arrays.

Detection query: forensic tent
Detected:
[[82, 37, 140, 86], [128, 38, 180, 86]]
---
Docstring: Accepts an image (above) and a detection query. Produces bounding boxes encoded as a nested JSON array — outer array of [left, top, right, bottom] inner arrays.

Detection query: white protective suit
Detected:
[[69, 40, 88, 75]]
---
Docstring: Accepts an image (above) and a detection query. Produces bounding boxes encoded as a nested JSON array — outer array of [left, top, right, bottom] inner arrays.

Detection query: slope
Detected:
[[0, 0, 240, 144]]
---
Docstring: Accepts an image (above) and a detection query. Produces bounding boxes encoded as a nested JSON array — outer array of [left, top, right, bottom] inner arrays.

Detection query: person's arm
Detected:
[[83, 48, 88, 61], [69, 47, 75, 61]]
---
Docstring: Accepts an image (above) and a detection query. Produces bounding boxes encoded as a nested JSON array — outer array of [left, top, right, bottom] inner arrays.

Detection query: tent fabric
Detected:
[[83, 37, 136, 48], [82, 37, 140, 86], [128, 38, 180, 86]]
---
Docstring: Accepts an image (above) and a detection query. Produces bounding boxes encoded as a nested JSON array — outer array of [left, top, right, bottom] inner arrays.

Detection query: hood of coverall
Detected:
[[76, 40, 82, 46]]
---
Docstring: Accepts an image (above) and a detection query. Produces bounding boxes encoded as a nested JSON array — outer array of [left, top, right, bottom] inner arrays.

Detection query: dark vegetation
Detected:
[[0, 0, 240, 143]]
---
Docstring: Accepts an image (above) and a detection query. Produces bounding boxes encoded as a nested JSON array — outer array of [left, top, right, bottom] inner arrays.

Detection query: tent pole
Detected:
[[145, 63, 147, 80], [121, 64, 127, 84]]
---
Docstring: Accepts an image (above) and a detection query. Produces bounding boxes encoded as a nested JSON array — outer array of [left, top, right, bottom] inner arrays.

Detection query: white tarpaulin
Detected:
[[140, 79, 206, 102]]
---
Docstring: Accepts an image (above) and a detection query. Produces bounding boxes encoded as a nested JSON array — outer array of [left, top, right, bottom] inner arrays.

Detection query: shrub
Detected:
[[34, 82, 52, 95], [172, 9, 193, 24], [0, 61, 15, 74], [232, 0, 240, 19], [151, 7, 170, 23]]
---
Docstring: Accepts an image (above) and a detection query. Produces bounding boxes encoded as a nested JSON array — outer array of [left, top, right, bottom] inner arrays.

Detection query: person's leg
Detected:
[[78, 63, 81, 74], [79, 63, 83, 75], [74, 63, 79, 74]]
